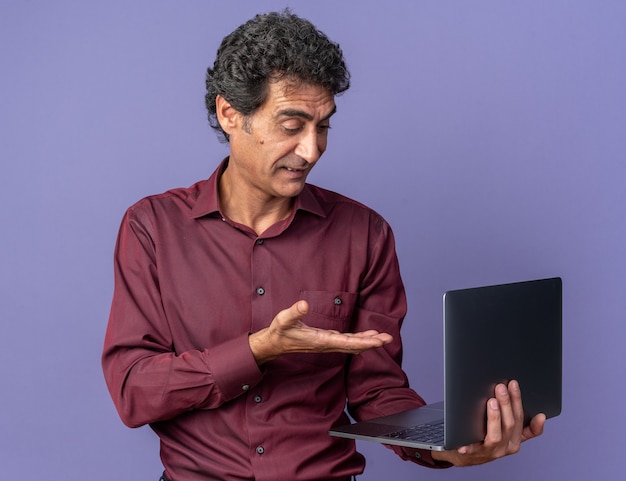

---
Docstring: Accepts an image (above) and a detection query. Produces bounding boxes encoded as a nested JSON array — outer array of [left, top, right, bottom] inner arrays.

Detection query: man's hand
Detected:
[[249, 300, 393, 365], [431, 380, 546, 466]]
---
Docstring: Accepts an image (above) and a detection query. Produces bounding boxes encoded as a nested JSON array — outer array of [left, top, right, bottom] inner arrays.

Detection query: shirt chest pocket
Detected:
[[301, 290, 357, 324], [286, 290, 358, 368]]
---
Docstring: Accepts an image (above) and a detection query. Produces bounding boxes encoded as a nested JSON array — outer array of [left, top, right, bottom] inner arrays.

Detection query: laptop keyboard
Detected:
[[383, 421, 444, 444]]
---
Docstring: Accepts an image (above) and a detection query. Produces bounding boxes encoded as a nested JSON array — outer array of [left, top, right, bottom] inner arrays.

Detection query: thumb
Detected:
[[276, 300, 309, 328], [295, 300, 309, 315]]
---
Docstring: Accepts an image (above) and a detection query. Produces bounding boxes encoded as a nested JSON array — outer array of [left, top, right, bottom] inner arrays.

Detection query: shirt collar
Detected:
[[190, 157, 327, 219]]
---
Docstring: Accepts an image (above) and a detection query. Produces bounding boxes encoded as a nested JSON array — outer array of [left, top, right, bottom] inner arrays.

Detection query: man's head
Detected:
[[205, 10, 350, 142]]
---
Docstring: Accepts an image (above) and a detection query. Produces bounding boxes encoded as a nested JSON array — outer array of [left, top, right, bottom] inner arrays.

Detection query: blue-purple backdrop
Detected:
[[1, 1, 624, 480]]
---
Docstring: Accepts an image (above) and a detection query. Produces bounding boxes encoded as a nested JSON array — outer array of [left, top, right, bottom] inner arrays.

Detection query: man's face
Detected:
[[226, 79, 336, 201]]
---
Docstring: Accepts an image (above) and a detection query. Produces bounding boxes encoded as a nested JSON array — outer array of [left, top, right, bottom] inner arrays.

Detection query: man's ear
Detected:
[[215, 95, 240, 136]]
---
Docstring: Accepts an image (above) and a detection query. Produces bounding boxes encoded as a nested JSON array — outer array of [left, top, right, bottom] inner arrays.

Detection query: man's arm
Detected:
[[102, 207, 263, 428]]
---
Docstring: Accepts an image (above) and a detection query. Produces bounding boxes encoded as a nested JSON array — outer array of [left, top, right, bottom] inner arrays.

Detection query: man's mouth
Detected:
[[281, 165, 308, 173]]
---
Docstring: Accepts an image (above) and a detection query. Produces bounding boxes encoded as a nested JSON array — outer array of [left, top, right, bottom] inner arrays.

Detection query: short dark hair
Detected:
[[205, 10, 350, 142]]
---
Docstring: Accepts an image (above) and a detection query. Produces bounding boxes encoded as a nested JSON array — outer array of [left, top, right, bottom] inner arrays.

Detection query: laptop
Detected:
[[329, 277, 562, 451]]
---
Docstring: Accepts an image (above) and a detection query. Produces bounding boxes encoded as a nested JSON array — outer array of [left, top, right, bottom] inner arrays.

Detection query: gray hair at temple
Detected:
[[204, 9, 351, 142]]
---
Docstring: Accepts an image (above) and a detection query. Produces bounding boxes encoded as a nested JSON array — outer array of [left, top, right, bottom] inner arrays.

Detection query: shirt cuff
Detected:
[[203, 332, 263, 403]]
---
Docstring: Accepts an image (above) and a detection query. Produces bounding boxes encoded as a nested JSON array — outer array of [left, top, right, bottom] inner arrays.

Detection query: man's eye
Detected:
[[282, 122, 303, 134], [317, 124, 331, 133]]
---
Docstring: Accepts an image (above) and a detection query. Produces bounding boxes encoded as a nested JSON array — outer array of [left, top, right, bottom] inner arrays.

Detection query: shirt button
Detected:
[[256, 446, 265, 455], [256, 238, 264, 245], [334, 297, 342, 305], [241, 384, 250, 391], [256, 287, 265, 296], [254, 395, 262, 403]]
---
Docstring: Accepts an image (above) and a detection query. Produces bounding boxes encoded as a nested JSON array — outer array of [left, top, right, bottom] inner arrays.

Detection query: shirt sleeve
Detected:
[[101, 205, 263, 428], [344, 212, 452, 469]]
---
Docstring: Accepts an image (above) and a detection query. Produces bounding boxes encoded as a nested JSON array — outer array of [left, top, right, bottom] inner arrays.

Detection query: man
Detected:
[[102, 10, 545, 481]]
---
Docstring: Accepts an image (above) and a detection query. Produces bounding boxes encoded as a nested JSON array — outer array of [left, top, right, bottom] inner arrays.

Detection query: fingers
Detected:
[[482, 383, 511, 451], [347, 330, 394, 345], [271, 300, 392, 355], [455, 396, 502, 458], [497, 381, 523, 442], [484, 381, 541, 456], [321, 328, 392, 353], [507, 380, 525, 425], [522, 412, 546, 441], [278, 301, 392, 347], [483, 395, 503, 448], [437, 381, 547, 466]]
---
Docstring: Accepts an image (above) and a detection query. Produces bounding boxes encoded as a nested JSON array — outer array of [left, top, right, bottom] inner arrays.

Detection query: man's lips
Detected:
[[278, 163, 310, 174]]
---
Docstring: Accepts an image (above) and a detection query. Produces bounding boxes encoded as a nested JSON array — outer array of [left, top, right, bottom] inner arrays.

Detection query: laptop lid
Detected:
[[443, 277, 562, 448], [329, 277, 562, 451]]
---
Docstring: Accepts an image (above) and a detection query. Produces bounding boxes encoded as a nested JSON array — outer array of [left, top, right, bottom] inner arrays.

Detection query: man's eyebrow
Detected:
[[321, 105, 337, 121], [276, 105, 337, 122]]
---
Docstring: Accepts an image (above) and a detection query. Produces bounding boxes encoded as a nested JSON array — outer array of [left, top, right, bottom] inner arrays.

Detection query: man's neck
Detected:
[[218, 167, 294, 236]]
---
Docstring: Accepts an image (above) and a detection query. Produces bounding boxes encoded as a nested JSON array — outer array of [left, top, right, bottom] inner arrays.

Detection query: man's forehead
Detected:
[[268, 80, 336, 118]]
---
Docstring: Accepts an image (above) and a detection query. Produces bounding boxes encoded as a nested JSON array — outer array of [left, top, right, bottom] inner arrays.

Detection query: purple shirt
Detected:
[[102, 160, 447, 480]]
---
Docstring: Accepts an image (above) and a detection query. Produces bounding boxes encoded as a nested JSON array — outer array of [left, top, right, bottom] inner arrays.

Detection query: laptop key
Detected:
[[383, 421, 444, 444]]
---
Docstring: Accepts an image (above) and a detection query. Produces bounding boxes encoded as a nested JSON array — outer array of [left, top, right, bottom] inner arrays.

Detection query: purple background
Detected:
[[1, 1, 624, 479]]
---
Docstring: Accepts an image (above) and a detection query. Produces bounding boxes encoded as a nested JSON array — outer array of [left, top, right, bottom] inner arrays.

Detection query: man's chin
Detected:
[[274, 181, 307, 199]]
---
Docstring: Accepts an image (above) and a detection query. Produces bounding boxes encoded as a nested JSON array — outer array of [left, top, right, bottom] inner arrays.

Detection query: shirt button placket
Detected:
[[251, 237, 270, 465], [250, 391, 265, 461], [251, 234, 271, 339], [254, 239, 265, 298]]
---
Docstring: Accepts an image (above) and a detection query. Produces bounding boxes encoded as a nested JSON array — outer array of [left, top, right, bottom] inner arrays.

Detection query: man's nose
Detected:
[[295, 130, 323, 164]]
